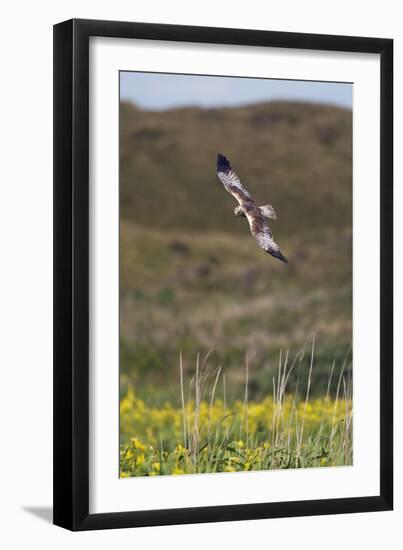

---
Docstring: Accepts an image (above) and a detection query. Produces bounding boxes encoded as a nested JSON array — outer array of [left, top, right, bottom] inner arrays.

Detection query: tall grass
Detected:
[[120, 343, 352, 477]]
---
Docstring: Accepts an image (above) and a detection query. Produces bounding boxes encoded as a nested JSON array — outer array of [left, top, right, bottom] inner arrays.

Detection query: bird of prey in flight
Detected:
[[216, 153, 288, 263]]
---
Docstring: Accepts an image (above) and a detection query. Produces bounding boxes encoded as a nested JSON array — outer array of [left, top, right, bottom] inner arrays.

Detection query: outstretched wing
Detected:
[[245, 209, 287, 261], [216, 153, 253, 205], [244, 210, 273, 248], [247, 209, 288, 261]]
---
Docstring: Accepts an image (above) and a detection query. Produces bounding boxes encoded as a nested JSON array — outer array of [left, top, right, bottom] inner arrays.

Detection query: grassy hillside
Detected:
[[120, 222, 351, 401], [120, 100, 352, 237], [119, 100, 352, 403]]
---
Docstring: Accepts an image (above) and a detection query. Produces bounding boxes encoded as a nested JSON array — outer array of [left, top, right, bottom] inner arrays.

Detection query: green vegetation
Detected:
[[120, 222, 352, 401], [119, 99, 353, 472], [120, 347, 353, 477]]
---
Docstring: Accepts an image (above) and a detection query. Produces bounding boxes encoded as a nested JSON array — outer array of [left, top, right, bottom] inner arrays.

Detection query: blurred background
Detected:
[[119, 72, 352, 404]]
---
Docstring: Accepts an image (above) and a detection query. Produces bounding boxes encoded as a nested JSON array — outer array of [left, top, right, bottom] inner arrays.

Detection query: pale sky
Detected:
[[120, 71, 352, 111]]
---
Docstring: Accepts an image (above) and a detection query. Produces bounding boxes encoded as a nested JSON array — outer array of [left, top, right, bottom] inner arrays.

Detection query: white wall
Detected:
[[0, 1, 400, 547]]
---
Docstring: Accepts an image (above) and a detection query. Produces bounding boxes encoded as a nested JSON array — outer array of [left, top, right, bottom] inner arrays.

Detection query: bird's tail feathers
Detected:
[[259, 204, 277, 220]]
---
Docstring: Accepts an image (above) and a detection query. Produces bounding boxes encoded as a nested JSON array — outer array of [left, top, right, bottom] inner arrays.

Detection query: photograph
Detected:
[[119, 71, 353, 478], [1, 0, 396, 542]]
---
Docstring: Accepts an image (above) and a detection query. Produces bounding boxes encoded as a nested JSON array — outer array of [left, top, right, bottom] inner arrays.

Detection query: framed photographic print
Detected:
[[53, 18, 393, 530]]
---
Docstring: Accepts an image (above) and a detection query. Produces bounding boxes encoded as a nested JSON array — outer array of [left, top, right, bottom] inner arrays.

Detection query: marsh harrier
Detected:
[[216, 153, 288, 263]]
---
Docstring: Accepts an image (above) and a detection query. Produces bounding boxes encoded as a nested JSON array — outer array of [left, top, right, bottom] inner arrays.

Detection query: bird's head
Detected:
[[234, 206, 245, 217]]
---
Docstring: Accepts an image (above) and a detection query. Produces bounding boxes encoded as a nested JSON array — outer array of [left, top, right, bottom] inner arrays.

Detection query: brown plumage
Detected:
[[216, 154, 287, 263]]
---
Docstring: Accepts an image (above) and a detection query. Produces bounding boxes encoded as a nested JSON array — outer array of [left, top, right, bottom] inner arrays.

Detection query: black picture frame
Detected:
[[53, 18, 393, 531]]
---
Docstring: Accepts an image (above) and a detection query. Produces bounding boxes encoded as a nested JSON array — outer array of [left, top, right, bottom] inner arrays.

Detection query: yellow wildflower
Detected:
[[136, 454, 145, 466], [131, 438, 146, 451]]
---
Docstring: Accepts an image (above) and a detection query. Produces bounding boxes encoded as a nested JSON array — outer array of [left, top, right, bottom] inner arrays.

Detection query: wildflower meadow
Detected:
[[120, 345, 352, 477]]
